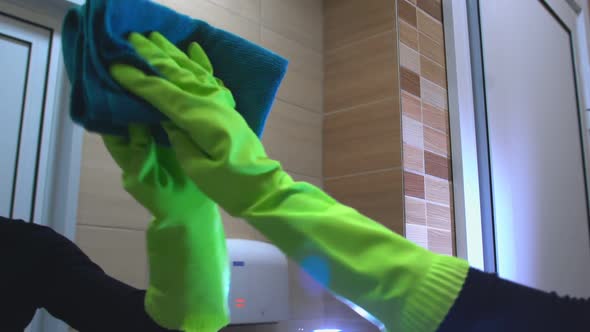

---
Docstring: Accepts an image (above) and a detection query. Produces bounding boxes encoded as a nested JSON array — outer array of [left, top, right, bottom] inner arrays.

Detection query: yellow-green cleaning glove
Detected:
[[102, 125, 229, 332], [110, 32, 470, 332]]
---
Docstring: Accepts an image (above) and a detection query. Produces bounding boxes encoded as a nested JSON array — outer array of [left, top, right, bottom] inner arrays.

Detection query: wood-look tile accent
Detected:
[[423, 103, 448, 134], [427, 203, 451, 230], [325, 32, 398, 112], [406, 224, 428, 248], [424, 126, 448, 156], [402, 91, 421, 121], [425, 176, 450, 205], [420, 55, 446, 88], [401, 66, 421, 97], [403, 143, 424, 173], [417, 0, 443, 22], [404, 171, 425, 199], [406, 196, 427, 225], [324, 98, 401, 177], [325, 170, 404, 233], [325, 0, 396, 51], [402, 116, 424, 149], [400, 43, 421, 74], [398, 0, 417, 27], [421, 77, 448, 110], [400, 20, 419, 51], [417, 9, 444, 45], [419, 32, 445, 66], [424, 151, 450, 180], [428, 228, 453, 255]]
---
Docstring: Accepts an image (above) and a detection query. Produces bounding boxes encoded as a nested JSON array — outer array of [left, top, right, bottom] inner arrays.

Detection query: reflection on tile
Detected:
[[417, 0, 443, 21], [421, 55, 446, 88], [424, 126, 448, 156], [421, 77, 448, 110], [401, 67, 421, 97], [425, 150, 450, 179], [400, 43, 421, 74], [402, 116, 424, 149], [406, 196, 426, 225], [404, 171, 425, 199], [403, 143, 424, 172], [326, 32, 398, 112], [427, 203, 451, 230], [417, 9, 443, 45], [399, 0, 417, 27], [428, 228, 453, 255], [402, 91, 421, 121], [400, 21, 419, 51], [76, 226, 147, 289], [425, 176, 450, 205], [325, 170, 404, 233], [423, 103, 448, 134], [324, 98, 401, 177], [325, 0, 396, 50], [406, 224, 428, 248], [419, 32, 445, 66]]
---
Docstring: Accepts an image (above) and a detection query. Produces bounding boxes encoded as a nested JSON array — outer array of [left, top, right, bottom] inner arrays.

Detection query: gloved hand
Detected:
[[102, 125, 229, 332], [111, 32, 470, 332]]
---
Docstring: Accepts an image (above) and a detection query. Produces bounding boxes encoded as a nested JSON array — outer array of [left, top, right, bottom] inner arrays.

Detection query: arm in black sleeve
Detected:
[[0, 218, 176, 332], [437, 267, 590, 332]]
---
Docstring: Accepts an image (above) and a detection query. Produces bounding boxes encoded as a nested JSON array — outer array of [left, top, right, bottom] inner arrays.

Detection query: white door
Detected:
[[479, 0, 590, 296], [0, 13, 51, 222]]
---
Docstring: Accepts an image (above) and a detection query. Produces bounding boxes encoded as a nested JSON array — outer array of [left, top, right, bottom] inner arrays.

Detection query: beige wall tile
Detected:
[[417, 9, 443, 45], [425, 176, 450, 205], [400, 21, 419, 51], [405, 196, 426, 225], [221, 209, 268, 242], [402, 91, 421, 121], [421, 77, 448, 110], [76, 226, 148, 289], [325, 170, 404, 233], [425, 151, 450, 180], [261, 28, 323, 80], [406, 224, 428, 248], [207, 0, 260, 21], [400, 43, 421, 74], [325, 32, 398, 112], [417, 0, 443, 22], [324, 98, 401, 177], [159, 0, 259, 42], [404, 171, 425, 199], [428, 228, 453, 255], [278, 69, 323, 113], [424, 126, 448, 156], [399, 0, 417, 27], [402, 116, 424, 149], [427, 203, 451, 230], [263, 101, 322, 177], [420, 56, 446, 88], [423, 103, 448, 134], [325, 0, 396, 51], [261, 0, 323, 51], [419, 32, 445, 66], [77, 133, 151, 230], [400, 66, 421, 97], [403, 143, 424, 173]]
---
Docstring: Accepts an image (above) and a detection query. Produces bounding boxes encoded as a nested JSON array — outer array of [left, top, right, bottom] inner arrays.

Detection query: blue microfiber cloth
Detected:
[[62, 0, 288, 141]]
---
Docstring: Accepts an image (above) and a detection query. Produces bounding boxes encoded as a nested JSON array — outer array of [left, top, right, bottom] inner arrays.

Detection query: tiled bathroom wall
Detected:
[[398, 0, 455, 255], [74, 0, 325, 331]]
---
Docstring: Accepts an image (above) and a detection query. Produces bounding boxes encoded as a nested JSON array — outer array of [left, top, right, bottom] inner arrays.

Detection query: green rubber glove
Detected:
[[102, 125, 229, 332], [110, 32, 470, 332]]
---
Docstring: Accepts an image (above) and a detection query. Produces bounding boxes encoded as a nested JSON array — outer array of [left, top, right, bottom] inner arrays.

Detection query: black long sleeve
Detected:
[[437, 267, 590, 332], [0, 217, 175, 332]]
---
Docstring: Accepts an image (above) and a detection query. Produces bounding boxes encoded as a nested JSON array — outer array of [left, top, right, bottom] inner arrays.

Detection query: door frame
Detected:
[[0, 1, 83, 331], [443, 0, 590, 270]]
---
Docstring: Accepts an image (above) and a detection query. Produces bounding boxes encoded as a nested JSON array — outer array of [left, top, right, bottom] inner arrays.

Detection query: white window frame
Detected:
[[443, 0, 590, 271]]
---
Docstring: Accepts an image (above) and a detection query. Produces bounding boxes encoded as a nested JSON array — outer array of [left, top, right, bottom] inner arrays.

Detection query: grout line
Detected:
[[275, 97, 323, 114], [325, 166, 403, 181], [78, 223, 147, 233], [324, 97, 394, 116], [326, 30, 393, 54]]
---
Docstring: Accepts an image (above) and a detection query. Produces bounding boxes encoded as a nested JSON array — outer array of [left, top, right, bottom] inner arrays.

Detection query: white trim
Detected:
[[0, 1, 83, 332], [442, 0, 484, 270]]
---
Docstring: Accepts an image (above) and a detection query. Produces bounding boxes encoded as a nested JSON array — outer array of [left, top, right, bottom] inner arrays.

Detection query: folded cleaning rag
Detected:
[[62, 0, 288, 141]]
